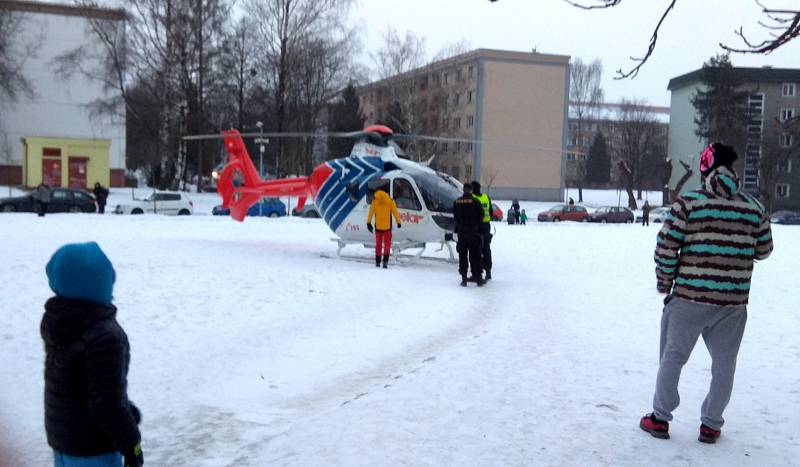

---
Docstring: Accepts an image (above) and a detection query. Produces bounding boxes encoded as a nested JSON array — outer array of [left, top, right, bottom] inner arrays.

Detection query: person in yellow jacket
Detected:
[[366, 190, 402, 268]]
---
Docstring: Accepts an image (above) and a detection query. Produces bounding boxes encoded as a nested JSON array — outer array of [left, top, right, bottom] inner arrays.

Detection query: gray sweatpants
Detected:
[[652, 296, 748, 430]]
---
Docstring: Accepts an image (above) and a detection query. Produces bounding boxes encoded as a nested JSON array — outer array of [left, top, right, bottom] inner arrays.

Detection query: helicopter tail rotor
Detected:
[[219, 129, 310, 222]]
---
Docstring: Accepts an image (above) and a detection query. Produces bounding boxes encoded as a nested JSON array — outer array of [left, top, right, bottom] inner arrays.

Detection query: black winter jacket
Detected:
[[41, 297, 141, 456], [453, 194, 483, 236]]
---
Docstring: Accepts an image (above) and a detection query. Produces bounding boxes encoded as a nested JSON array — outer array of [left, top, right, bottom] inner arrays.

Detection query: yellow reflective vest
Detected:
[[473, 193, 491, 223]]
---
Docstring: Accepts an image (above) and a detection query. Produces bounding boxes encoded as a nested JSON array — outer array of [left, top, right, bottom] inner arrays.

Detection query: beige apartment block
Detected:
[[357, 49, 570, 201]]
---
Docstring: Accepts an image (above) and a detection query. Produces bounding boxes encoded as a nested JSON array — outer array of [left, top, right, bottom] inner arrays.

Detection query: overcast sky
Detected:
[[353, 0, 800, 107]]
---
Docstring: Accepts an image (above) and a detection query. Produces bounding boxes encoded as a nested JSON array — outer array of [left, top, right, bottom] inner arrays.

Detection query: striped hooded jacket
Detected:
[[654, 165, 773, 306]]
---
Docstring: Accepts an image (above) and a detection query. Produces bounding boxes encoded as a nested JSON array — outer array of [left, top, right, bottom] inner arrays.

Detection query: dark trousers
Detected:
[[457, 233, 482, 277], [98, 203, 106, 214], [479, 229, 493, 272], [643, 215, 649, 226], [37, 201, 48, 217]]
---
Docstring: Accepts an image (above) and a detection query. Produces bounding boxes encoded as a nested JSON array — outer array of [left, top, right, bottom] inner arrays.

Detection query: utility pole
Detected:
[[255, 121, 268, 177]]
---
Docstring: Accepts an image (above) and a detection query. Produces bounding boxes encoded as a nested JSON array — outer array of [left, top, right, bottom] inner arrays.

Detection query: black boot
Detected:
[[382, 255, 389, 268], [375, 256, 381, 267], [485, 269, 492, 280], [476, 276, 485, 286], [460, 276, 468, 287]]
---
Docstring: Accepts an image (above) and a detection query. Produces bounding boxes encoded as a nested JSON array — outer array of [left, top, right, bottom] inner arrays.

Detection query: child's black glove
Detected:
[[124, 442, 143, 467], [366, 224, 373, 233], [397, 224, 401, 229]]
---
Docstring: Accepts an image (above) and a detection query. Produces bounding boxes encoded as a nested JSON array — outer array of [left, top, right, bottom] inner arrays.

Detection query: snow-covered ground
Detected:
[[1, 191, 798, 466]]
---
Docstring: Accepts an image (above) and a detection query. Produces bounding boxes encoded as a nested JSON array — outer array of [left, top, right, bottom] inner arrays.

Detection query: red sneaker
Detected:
[[698, 424, 721, 443], [640, 413, 670, 439]]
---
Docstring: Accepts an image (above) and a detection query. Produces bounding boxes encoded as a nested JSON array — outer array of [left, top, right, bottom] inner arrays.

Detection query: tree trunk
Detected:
[[671, 161, 693, 202], [617, 160, 638, 210]]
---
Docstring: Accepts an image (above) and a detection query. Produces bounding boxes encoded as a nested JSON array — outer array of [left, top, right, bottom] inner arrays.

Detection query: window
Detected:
[[567, 153, 576, 162], [468, 65, 475, 79], [780, 108, 795, 121], [154, 193, 181, 201], [453, 117, 461, 129], [466, 116, 474, 128], [392, 178, 422, 210], [456, 68, 464, 82], [454, 142, 461, 153], [443, 72, 449, 85], [452, 166, 461, 179], [52, 190, 69, 200], [441, 142, 448, 154], [776, 183, 790, 198], [467, 90, 474, 103], [782, 83, 796, 97], [74, 192, 93, 202], [780, 133, 793, 148], [453, 93, 460, 106], [780, 158, 792, 173], [366, 178, 390, 204], [465, 165, 472, 179], [465, 142, 473, 153]]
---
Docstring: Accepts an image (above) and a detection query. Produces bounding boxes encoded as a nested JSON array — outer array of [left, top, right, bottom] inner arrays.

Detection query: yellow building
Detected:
[[23, 137, 112, 188]]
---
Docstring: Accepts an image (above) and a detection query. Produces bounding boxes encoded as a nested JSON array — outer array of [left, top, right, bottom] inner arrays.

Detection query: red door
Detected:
[[68, 158, 88, 189], [42, 159, 62, 187]]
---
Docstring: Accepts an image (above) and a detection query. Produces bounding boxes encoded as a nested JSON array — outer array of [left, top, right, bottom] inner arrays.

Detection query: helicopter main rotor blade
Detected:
[[182, 131, 363, 141], [395, 134, 581, 155]]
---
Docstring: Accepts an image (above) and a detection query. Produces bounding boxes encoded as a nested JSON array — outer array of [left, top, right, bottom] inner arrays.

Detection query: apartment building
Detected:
[[0, 1, 126, 188], [667, 66, 800, 210], [357, 49, 570, 201]]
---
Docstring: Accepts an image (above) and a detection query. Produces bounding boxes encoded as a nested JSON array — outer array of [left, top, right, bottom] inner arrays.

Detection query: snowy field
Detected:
[[1, 190, 798, 466]]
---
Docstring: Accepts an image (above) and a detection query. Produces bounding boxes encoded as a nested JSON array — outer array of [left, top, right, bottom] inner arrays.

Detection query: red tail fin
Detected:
[[219, 130, 310, 221]]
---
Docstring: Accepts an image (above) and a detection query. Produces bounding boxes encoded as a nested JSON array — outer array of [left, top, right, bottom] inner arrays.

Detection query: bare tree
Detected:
[[559, 0, 800, 79], [371, 27, 426, 80], [672, 160, 693, 202], [0, 6, 41, 104], [569, 57, 604, 201], [482, 164, 501, 195], [613, 98, 661, 209]]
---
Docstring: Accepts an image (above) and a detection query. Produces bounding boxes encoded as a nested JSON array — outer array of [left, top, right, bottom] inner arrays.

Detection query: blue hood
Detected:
[[46, 242, 116, 305]]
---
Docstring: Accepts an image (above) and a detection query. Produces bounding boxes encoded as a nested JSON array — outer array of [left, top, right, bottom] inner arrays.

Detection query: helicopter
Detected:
[[209, 124, 465, 261]]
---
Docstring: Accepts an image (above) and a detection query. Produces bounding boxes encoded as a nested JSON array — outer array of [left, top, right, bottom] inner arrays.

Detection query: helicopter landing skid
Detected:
[[329, 238, 456, 264]]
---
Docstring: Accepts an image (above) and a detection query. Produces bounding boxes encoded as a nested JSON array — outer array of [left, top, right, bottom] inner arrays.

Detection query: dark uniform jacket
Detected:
[[453, 194, 483, 236], [41, 297, 141, 456]]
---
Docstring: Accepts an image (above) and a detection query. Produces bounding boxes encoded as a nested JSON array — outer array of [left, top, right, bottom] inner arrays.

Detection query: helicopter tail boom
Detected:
[[219, 129, 310, 221]]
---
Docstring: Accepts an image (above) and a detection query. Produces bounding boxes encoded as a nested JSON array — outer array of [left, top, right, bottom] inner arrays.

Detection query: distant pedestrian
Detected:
[[506, 207, 515, 225], [568, 197, 575, 206], [639, 142, 773, 444], [520, 209, 528, 225], [366, 190, 402, 268], [35, 183, 51, 217], [511, 199, 521, 224], [94, 182, 109, 214], [453, 183, 484, 286], [642, 200, 651, 226], [42, 242, 143, 467]]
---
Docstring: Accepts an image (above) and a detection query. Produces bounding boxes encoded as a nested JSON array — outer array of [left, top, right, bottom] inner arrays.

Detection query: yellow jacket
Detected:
[[367, 190, 402, 231]]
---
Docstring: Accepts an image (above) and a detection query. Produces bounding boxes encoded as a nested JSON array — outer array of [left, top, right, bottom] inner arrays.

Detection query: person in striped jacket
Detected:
[[640, 142, 773, 443]]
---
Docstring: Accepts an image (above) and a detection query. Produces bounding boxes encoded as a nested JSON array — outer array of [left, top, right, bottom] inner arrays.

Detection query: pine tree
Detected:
[[691, 54, 752, 154], [329, 83, 365, 158], [584, 132, 610, 184]]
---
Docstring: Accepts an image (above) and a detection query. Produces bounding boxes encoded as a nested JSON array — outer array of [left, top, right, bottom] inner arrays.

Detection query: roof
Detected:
[[569, 101, 670, 124], [358, 48, 570, 92], [0, 0, 126, 21], [668, 67, 800, 91]]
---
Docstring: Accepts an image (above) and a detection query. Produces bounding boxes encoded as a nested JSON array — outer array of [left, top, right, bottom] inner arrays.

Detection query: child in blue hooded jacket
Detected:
[[41, 242, 143, 467]]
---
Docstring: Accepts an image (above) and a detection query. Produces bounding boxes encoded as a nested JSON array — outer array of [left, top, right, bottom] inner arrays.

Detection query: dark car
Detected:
[[491, 203, 503, 221], [291, 203, 321, 218], [771, 210, 800, 225], [212, 197, 286, 217], [537, 204, 590, 222], [0, 188, 96, 213], [589, 206, 634, 223]]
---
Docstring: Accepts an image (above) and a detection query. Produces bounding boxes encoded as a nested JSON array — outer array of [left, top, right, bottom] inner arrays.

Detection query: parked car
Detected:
[[213, 197, 286, 217], [114, 192, 193, 215], [291, 203, 321, 218], [537, 204, 590, 222], [589, 206, 634, 223], [491, 203, 503, 221], [0, 188, 96, 213], [771, 210, 800, 225], [636, 206, 671, 223]]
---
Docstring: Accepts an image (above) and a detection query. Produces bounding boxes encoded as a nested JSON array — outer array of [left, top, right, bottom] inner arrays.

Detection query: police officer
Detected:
[[453, 182, 484, 287], [471, 181, 493, 280]]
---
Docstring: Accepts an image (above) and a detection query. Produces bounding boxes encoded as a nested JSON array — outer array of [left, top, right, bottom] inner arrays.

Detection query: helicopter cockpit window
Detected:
[[392, 178, 422, 211], [346, 181, 360, 203], [409, 170, 462, 213], [366, 178, 390, 204]]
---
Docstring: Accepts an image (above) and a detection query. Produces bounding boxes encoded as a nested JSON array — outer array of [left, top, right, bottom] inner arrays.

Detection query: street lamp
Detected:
[[255, 121, 265, 177]]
